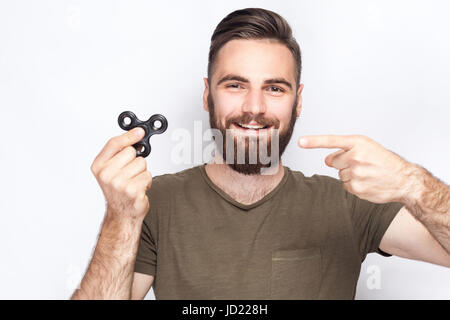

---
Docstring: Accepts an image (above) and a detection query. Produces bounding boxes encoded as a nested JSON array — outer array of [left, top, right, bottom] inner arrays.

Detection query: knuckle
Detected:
[[350, 151, 363, 165], [350, 181, 364, 193], [90, 163, 98, 175], [98, 169, 110, 183], [110, 177, 124, 191], [125, 184, 137, 198], [351, 166, 362, 178], [136, 190, 146, 200]]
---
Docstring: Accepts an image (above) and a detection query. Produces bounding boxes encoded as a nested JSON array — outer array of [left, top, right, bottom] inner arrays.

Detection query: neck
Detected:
[[204, 154, 285, 205]]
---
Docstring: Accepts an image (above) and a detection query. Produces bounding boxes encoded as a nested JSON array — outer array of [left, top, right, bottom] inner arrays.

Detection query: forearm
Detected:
[[71, 211, 143, 300], [402, 164, 450, 254]]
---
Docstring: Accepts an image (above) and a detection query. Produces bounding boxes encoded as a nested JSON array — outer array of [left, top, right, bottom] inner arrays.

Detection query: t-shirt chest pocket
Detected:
[[270, 247, 322, 299]]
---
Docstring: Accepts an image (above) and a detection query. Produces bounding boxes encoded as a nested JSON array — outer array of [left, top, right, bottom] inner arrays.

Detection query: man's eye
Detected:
[[268, 86, 284, 93], [226, 84, 284, 92]]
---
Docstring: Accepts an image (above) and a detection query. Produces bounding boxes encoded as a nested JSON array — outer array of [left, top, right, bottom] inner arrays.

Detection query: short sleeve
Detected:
[[344, 190, 404, 261], [134, 202, 158, 276]]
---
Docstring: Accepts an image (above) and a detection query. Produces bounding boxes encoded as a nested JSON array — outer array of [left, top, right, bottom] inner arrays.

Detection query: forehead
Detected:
[[213, 39, 296, 85]]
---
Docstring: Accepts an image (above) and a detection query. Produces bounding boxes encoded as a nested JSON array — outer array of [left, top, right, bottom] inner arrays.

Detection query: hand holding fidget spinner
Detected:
[[118, 111, 168, 158]]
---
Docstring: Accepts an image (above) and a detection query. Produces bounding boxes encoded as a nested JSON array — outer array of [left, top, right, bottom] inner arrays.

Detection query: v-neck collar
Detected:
[[199, 164, 290, 211]]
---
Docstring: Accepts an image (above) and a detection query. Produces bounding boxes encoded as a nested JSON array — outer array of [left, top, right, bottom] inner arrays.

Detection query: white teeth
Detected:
[[238, 123, 265, 129]]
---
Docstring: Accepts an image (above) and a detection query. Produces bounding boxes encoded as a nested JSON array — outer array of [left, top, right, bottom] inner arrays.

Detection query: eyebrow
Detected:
[[216, 73, 293, 91]]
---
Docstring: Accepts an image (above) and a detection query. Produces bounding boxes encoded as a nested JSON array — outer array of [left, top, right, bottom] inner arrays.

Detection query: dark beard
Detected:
[[207, 93, 298, 175]]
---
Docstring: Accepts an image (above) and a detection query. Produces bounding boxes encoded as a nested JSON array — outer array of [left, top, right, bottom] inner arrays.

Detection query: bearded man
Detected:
[[72, 8, 450, 300]]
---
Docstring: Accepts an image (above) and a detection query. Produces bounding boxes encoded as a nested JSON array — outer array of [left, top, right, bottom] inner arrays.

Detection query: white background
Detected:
[[0, 0, 449, 299]]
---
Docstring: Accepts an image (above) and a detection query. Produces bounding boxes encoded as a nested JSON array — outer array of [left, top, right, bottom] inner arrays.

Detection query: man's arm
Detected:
[[298, 134, 450, 266], [72, 212, 144, 299], [131, 273, 154, 300], [73, 127, 154, 299], [380, 164, 450, 266], [380, 205, 450, 267], [403, 164, 450, 254]]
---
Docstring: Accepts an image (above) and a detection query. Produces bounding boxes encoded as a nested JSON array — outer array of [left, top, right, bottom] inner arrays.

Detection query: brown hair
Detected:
[[207, 8, 302, 90]]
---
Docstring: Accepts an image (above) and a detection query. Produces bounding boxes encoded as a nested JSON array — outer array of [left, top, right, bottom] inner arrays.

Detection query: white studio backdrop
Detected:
[[0, 0, 449, 299]]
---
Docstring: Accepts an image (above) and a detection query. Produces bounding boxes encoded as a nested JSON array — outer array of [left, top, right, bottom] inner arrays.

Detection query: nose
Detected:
[[241, 88, 267, 115]]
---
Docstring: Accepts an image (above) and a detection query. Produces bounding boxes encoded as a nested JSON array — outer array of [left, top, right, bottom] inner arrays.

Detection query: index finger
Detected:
[[94, 127, 145, 165], [298, 135, 356, 151]]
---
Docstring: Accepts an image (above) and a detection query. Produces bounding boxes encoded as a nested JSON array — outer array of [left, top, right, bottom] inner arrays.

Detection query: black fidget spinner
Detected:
[[118, 111, 168, 158]]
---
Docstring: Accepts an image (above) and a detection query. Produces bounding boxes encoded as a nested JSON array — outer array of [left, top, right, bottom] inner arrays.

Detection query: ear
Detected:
[[295, 83, 304, 118], [203, 77, 209, 112]]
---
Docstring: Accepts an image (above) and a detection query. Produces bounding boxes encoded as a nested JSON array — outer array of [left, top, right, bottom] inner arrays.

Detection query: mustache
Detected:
[[225, 114, 280, 129]]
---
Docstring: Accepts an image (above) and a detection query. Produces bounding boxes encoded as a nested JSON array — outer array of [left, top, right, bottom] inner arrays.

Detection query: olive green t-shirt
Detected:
[[134, 164, 403, 299]]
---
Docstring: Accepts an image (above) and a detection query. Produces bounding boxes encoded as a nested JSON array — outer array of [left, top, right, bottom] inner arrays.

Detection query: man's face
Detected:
[[204, 39, 304, 175]]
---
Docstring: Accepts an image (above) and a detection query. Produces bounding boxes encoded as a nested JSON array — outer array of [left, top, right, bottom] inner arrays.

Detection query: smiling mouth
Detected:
[[233, 122, 271, 130], [236, 123, 269, 129], [230, 122, 273, 134]]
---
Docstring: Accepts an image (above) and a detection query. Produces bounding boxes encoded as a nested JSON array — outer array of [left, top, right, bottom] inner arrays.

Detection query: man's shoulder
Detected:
[[287, 166, 342, 190], [286, 167, 350, 217], [145, 166, 203, 209], [285, 167, 347, 203]]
